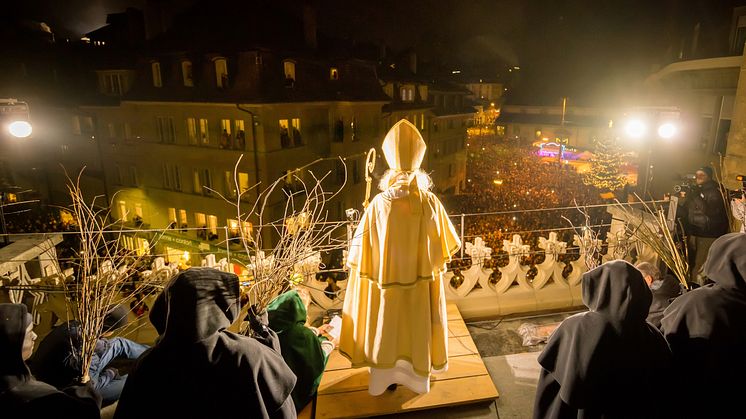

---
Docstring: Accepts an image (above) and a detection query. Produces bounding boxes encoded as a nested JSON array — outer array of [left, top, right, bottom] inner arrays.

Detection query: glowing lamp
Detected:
[[657, 122, 677, 139], [8, 120, 32, 138], [624, 119, 646, 139]]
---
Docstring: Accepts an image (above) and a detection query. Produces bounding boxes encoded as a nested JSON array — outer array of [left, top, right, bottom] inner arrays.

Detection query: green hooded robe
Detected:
[[267, 290, 329, 410]]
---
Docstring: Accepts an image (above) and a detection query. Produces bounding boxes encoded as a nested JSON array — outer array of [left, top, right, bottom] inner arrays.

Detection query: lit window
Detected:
[[134, 203, 143, 218], [214, 58, 228, 88], [187, 118, 197, 144], [283, 60, 296, 81], [152, 62, 162, 87], [182, 61, 194, 87], [234, 120, 246, 150], [330, 67, 339, 80], [291, 118, 302, 146], [218, 119, 231, 149], [228, 219, 240, 238], [207, 215, 218, 235], [241, 221, 253, 237], [118, 201, 128, 221], [279, 119, 290, 148], [400, 85, 414, 102], [199, 118, 209, 145], [195, 212, 206, 229], [179, 209, 188, 226], [238, 172, 250, 195]]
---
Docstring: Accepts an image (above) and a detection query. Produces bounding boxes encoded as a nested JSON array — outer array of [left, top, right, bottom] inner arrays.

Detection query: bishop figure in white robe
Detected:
[[339, 119, 461, 395]]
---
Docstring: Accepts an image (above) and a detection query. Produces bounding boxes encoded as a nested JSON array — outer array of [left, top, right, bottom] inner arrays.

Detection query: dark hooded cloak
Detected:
[[0, 303, 101, 418], [267, 290, 329, 410], [646, 274, 683, 329], [113, 267, 297, 419], [661, 233, 746, 416], [533, 260, 673, 418]]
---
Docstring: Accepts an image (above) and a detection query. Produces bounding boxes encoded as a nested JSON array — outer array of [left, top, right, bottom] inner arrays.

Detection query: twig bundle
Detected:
[[64, 170, 161, 383], [615, 196, 689, 288], [213, 156, 351, 323]]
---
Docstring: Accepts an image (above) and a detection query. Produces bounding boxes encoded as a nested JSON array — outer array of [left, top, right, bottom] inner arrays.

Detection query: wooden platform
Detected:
[[302, 303, 499, 418]]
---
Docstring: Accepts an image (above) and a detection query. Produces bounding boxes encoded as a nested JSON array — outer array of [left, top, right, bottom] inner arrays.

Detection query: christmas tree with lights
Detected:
[[584, 136, 627, 192]]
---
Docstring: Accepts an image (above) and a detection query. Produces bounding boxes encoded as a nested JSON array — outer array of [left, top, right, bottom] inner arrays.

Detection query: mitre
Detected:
[[382, 119, 426, 171]]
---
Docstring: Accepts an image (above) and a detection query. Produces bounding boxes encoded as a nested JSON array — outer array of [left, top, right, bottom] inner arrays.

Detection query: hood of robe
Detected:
[[0, 304, 32, 388], [703, 233, 746, 292], [150, 267, 240, 344], [582, 260, 652, 326], [267, 290, 307, 333], [382, 119, 426, 172]]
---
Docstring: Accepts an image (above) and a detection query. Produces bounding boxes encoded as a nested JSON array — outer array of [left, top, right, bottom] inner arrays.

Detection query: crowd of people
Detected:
[[446, 139, 605, 263], [4, 207, 77, 235]]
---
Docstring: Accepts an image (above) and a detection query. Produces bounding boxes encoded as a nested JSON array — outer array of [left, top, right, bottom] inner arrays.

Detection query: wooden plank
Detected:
[[447, 317, 469, 337], [326, 350, 352, 371], [326, 336, 478, 372], [319, 354, 489, 395], [314, 374, 498, 419]]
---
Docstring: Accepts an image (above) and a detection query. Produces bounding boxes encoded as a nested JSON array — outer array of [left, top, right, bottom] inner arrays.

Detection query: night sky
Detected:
[[8, 0, 743, 106]]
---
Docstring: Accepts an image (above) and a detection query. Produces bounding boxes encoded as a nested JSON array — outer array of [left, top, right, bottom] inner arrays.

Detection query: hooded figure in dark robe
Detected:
[[661, 232, 746, 417], [267, 289, 331, 410], [0, 303, 101, 418], [533, 260, 673, 418], [113, 267, 297, 419]]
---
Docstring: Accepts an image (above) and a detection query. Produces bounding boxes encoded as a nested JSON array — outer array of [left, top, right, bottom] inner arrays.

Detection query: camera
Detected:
[[728, 174, 746, 199], [673, 174, 696, 194]]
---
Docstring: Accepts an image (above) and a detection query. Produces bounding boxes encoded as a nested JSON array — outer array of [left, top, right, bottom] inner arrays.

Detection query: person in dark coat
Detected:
[[533, 260, 673, 418], [677, 166, 730, 283], [267, 289, 333, 411], [0, 303, 101, 418], [635, 262, 683, 328], [113, 267, 297, 419], [661, 233, 746, 417], [30, 306, 148, 405]]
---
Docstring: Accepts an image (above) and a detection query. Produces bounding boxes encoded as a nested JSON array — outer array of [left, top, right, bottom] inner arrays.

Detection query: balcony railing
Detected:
[[1, 201, 675, 322]]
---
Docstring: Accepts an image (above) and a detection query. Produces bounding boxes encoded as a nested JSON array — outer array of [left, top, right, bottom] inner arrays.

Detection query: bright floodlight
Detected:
[[657, 122, 677, 139], [8, 120, 32, 138], [624, 119, 646, 139]]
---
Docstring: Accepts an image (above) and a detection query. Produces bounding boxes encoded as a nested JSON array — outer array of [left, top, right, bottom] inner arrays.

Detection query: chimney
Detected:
[[408, 51, 417, 74], [303, 1, 317, 50]]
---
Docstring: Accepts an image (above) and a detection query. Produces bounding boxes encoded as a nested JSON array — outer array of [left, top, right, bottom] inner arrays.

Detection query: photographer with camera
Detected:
[[676, 166, 730, 284]]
